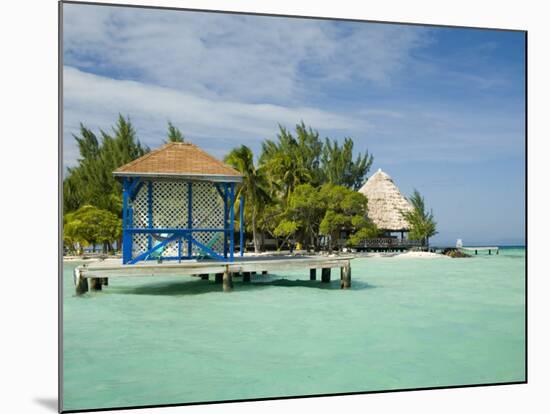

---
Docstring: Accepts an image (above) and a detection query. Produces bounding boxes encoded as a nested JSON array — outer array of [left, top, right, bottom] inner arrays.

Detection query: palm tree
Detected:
[[402, 189, 438, 249], [225, 146, 270, 253]]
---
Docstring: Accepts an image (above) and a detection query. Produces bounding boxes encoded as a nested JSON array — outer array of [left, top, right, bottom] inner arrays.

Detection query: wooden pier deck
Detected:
[[74, 255, 354, 294], [461, 246, 499, 255]]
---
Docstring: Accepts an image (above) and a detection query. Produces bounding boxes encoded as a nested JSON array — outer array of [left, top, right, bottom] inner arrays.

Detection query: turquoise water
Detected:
[[62, 247, 525, 411]]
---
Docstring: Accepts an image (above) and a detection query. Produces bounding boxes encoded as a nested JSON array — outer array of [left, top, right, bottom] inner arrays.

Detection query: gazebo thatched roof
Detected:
[[358, 168, 413, 232]]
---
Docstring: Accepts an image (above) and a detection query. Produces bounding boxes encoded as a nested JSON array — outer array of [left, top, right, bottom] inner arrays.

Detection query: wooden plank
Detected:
[[77, 256, 355, 280]]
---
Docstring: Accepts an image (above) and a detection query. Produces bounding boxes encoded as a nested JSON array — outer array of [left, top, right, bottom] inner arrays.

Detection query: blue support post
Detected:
[[187, 182, 192, 258], [122, 178, 132, 264], [229, 183, 235, 261], [148, 181, 153, 250], [223, 183, 229, 259], [240, 194, 245, 257]]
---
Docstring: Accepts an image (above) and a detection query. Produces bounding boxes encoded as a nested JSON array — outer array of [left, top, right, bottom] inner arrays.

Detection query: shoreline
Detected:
[[62, 250, 446, 262]]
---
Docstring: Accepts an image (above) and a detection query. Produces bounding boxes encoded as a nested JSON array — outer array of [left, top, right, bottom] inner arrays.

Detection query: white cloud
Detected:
[[63, 4, 430, 103], [63, 66, 523, 170], [63, 66, 372, 167], [62, 4, 523, 170]]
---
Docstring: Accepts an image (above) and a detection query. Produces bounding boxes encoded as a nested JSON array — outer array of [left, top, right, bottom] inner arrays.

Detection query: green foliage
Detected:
[[273, 220, 299, 238], [63, 115, 149, 215], [224, 145, 271, 253], [64, 205, 122, 254], [270, 182, 377, 251], [285, 184, 325, 249], [321, 137, 373, 190], [317, 184, 376, 251], [227, 123, 375, 251], [259, 122, 373, 200], [260, 122, 323, 199], [166, 121, 185, 143], [402, 189, 438, 247]]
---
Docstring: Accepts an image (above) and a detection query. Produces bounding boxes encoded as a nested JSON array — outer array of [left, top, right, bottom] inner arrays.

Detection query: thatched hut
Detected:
[[358, 168, 413, 239]]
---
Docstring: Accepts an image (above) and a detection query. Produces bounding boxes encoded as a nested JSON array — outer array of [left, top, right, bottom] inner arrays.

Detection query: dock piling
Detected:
[[101, 277, 108, 286], [310, 268, 317, 281], [340, 262, 351, 289], [75, 269, 88, 295], [223, 269, 233, 292], [243, 272, 251, 283], [215, 273, 223, 284], [199, 274, 209, 280]]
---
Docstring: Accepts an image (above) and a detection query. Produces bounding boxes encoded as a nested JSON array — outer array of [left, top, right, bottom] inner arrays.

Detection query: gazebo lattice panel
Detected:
[[152, 181, 188, 229], [123, 178, 237, 263]]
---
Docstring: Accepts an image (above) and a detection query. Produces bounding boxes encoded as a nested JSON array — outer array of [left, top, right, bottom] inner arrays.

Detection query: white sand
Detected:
[[358, 251, 446, 259]]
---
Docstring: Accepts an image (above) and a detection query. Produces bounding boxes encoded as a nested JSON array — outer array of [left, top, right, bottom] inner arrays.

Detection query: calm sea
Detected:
[[62, 247, 526, 411]]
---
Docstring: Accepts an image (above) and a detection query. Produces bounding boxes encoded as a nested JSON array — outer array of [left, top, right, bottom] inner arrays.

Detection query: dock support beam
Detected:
[[243, 272, 251, 282], [310, 268, 317, 281], [101, 277, 108, 286], [215, 273, 223, 284], [200, 274, 209, 280], [321, 268, 331, 283], [223, 269, 233, 292], [262, 270, 268, 275], [340, 262, 351, 289]]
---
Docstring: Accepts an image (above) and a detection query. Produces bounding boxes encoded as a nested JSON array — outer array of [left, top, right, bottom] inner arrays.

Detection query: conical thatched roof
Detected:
[[359, 168, 413, 232]]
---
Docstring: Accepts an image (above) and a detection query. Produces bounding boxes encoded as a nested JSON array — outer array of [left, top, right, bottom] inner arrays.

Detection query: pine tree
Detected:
[[165, 121, 185, 143]]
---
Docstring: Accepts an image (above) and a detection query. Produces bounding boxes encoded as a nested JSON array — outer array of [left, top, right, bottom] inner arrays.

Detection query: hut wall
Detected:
[[130, 180, 225, 259]]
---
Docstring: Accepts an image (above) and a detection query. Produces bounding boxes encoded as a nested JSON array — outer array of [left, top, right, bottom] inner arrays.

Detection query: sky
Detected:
[[62, 3, 526, 246]]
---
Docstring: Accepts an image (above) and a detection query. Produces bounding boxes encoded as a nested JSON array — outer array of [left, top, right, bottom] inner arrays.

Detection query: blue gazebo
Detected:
[[113, 142, 244, 264]]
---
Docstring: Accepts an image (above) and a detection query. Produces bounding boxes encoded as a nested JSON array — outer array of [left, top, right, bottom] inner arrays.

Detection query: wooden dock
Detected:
[[74, 255, 354, 294], [461, 247, 499, 255]]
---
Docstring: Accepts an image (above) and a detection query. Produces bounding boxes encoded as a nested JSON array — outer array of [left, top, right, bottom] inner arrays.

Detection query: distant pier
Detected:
[[429, 246, 499, 255], [74, 255, 354, 294], [461, 246, 499, 255]]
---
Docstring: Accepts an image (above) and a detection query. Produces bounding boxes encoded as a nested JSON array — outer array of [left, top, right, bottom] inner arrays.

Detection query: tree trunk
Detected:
[[252, 207, 260, 254]]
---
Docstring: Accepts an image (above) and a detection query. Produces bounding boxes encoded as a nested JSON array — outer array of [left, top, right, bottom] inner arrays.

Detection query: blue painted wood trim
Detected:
[[128, 233, 180, 264], [130, 181, 144, 201], [125, 228, 225, 234], [223, 183, 228, 258], [128, 177, 142, 200], [122, 177, 132, 264], [229, 183, 235, 261], [214, 183, 225, 200], [187, 182, 192, 258], [240, 193, 244, 257], [148, 181, 153, 250], [182, 233, 225, 261]]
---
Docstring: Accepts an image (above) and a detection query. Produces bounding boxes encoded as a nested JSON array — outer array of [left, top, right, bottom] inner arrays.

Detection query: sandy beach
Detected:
[[63, 250, 446, 262]]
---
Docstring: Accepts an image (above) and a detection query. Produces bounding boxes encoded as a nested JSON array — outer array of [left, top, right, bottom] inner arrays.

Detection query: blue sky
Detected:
[[62, 3, 525, 246]]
